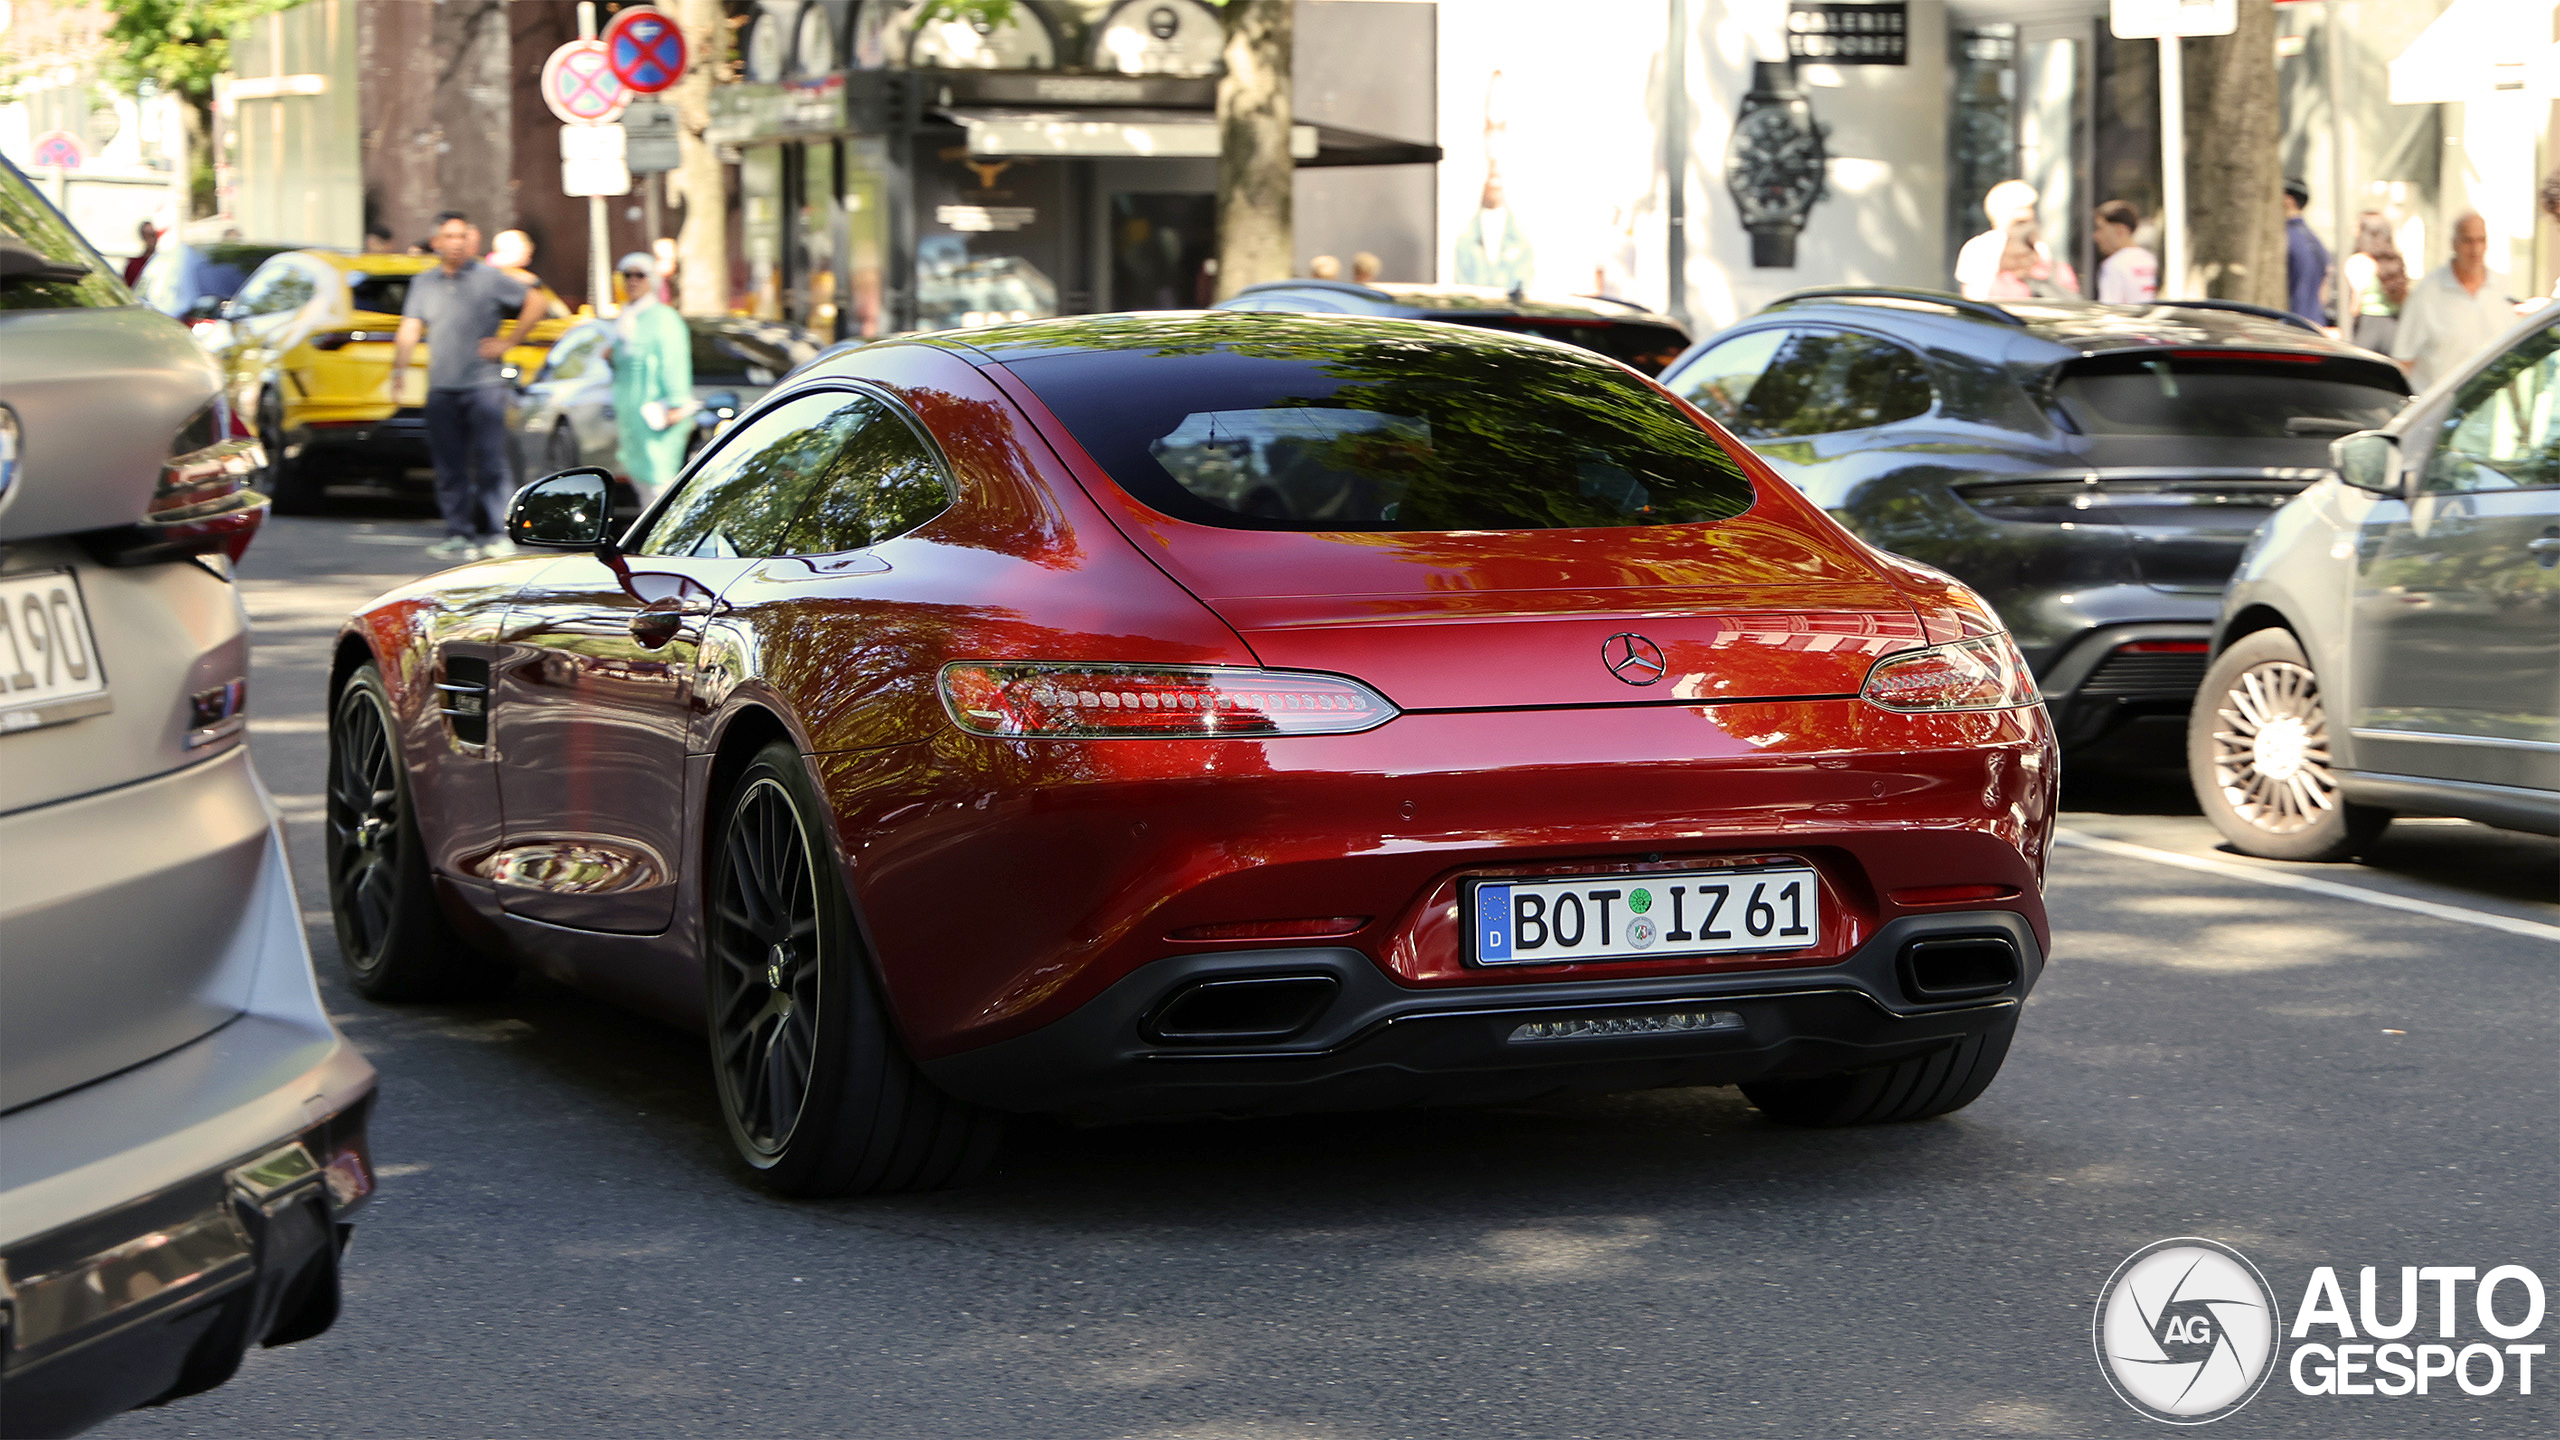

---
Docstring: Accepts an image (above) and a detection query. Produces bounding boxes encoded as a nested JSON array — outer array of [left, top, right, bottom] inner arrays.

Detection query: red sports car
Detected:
[[328, 314, 2058, 1196]]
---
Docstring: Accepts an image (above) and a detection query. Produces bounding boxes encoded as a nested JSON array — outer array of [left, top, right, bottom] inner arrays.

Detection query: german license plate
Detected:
[[0, 569, 109, 733], [1469, 866, 1820, 965]]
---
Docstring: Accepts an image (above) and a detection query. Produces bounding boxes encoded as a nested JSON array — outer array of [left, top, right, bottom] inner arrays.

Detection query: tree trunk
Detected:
[[669, 0, 730, 316], [1213, 1, 1293, 302], [2181, 0, 2282, 304]]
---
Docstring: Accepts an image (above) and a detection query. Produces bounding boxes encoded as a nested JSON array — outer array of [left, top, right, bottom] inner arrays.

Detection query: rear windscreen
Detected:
[[2053, 354, 2406, 438], [1002, 321, 1756, 533], [1447, 317, 1692, 376], [0, 161, 126, 311]]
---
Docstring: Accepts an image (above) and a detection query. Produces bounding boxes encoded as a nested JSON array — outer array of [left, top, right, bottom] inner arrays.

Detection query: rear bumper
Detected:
[[291, 411, 431, 475], [0, 758, 377, 1437], [2036, 619, 2215, 747], [922, 909, 2040, 1121]]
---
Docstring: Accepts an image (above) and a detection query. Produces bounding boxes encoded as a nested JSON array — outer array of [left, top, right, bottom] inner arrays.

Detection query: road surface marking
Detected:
[[2053, 829, 2560, 945]]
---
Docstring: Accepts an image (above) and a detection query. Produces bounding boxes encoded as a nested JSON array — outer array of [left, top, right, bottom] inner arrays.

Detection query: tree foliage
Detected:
[[99, 0, 290, 102]]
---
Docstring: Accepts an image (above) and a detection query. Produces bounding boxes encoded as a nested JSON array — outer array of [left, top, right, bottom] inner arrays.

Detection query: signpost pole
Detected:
[[580, 2, 611, 315], [2158, 32, 2185, 298]]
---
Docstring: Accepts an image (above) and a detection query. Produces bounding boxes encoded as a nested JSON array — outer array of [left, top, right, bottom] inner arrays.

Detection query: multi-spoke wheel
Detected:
[[709, 776, 823, 1159], [326, 663, 510, 1000], [2188, 629, 2390, 862], [706, 740, 1003, 1195]]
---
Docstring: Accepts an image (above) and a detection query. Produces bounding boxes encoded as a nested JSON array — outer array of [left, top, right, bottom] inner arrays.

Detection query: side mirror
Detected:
[[2331, 430, 2402, 495], [507, 468, 615, 549]]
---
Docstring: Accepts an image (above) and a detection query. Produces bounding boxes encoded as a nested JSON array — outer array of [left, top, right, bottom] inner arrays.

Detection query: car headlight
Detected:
[[1860, 634, 2041, 712]]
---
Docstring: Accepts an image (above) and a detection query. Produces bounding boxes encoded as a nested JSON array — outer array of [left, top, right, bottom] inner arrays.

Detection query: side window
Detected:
[[536, 325, 607, 385], [1742, 329, 1936, 438], [1669, 329, 1789, 432], [779, 398, 954, 555], [633, 391, 876, 558], [2424, 324, 2560, 494], [231, 258, 315, 317]]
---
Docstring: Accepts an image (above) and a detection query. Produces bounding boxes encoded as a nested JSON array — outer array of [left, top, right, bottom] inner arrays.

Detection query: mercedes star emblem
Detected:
[[1602, 632, 1667, 686]]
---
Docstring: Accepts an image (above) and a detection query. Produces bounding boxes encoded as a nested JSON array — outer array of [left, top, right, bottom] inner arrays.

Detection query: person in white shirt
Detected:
[[2391, 212, 2514, 392], [2092, 200, 2158, 304], [1956, 180, 2045, 300]]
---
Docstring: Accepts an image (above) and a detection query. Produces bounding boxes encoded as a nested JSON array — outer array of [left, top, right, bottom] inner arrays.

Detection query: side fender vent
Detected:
[[436, 657, 490, 746]]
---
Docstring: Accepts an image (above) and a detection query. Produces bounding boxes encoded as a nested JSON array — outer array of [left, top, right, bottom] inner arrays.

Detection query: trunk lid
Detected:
[[1122, 514, 1922, 711]]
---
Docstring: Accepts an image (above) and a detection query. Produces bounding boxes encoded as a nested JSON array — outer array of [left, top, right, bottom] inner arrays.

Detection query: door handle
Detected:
[[2527, 538, 2560, 552], [2530, 533, 2560, 568], [629, 609, 683, 648]]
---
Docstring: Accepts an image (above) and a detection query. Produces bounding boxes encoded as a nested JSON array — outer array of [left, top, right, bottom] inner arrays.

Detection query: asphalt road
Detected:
[[105, 512, 2558, 1440]]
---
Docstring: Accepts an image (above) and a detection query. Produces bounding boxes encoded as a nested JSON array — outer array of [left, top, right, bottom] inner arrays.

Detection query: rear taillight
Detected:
[[1861, 634, 2040, 712], [80, 426, 269, 568], [939, 663, 1398, 739]]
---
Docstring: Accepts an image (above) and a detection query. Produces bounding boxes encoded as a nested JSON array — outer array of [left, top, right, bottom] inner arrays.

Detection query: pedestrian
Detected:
[[362, 221, 397, 254], [1986, 216, 2078, 301], [604, 252, 695, 510], [2091, 200, 2157, 304], [1351, 251, 1381, 284], [120, 219, 159, 287], [2282, 178, 2330, 326], [391, 210, 552, 561], [1956, 180, 2042, 300], [1308, 254, 1341, 280], [2340, 211, 2408, 355], [486, 227, 538, 285], [2391, 211, 2513, 392]]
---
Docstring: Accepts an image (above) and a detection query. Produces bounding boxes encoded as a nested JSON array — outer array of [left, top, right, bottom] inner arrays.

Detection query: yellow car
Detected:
[[203, 250, 573, 511]]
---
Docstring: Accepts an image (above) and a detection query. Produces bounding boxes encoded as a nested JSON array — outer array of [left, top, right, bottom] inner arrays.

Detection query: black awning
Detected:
[[928, 105, 1438, 169]]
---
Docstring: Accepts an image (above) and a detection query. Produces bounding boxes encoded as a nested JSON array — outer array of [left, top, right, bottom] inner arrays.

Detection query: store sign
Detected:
[[705, 77, 846, 145], [1786, 3, 1908, 65]]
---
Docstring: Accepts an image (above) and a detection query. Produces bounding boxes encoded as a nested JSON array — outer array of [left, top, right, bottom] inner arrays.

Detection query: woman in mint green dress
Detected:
[[607, 252, 694, 506]]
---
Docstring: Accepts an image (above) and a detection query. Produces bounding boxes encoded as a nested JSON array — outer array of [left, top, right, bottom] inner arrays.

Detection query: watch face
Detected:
[[1725, 106, 1826, 226]]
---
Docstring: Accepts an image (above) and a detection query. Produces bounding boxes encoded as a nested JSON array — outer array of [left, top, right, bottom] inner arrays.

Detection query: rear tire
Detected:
[[325, 663, 511, 1001], [258, 389, 324, 515], [1741, 1012, 2017, 1126], [2187, 628, 2390, 862], [707, 741, 1002, 1196]]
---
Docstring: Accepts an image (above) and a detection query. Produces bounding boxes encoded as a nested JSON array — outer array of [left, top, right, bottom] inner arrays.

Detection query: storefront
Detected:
[[706, 0, 1438, 341]]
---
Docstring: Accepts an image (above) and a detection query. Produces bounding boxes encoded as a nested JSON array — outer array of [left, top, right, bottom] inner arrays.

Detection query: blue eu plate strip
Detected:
[[1476, 883, 1512, 963]]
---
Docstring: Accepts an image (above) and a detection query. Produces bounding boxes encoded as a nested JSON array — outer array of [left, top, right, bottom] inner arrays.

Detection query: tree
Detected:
[[1211, 0, 1293, 300], [2180, 0, 2282, 304], [667, 0, 730, 316], [99, 0, 290, 217]]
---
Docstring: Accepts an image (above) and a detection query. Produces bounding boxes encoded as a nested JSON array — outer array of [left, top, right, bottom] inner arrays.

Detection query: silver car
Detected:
[[2192, 301, 2560, 860], [509, 314, 819, 485], [0, 160, 376, 1434]]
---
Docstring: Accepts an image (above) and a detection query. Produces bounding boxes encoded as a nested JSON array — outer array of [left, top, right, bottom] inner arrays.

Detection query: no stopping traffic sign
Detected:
[[541, 40, 628, 125], [603, 7, 689, 95]]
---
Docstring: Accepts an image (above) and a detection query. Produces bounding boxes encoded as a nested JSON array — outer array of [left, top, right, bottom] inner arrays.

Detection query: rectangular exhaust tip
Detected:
[[1899, 935, 2020, 1002]]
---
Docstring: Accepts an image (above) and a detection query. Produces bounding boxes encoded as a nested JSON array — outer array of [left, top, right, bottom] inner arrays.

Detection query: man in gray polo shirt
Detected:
[[392, 210, 551, 559]]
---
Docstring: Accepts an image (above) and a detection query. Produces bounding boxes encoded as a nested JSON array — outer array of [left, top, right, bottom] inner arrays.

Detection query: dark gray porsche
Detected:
[[1658, 289, 2411, 756]]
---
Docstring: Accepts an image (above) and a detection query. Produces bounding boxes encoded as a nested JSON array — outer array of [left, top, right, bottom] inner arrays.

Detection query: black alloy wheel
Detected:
[[2187, 628, 2391, 862], [706, 741, 1002, 1195], [543, 420, 582, 473], [709, 774, 825, 1158], [325, 663, 510, 1001], [258, 388, 322, 514]]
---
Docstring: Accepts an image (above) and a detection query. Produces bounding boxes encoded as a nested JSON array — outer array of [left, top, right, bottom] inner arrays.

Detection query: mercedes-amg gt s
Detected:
[[328, 313, 2058, 1196]]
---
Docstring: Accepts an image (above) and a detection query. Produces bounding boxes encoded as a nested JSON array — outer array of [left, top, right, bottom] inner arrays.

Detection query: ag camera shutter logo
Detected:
[[2095, 1238, 2282, 1423]]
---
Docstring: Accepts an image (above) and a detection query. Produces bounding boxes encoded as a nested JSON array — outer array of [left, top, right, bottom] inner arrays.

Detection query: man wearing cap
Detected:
[[2283, 179, 2331, 326], [392, 211, 550, 560]]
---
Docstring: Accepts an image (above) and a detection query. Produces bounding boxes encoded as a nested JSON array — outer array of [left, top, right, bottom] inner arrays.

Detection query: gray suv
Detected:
[[2194, 302, 2560, 860], [0, 160, 376, 1434]]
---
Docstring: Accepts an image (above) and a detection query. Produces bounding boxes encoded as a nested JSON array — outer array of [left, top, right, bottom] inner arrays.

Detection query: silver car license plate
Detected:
[[1469, 866, 1820, 965], [0, 569, 109, 733]]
